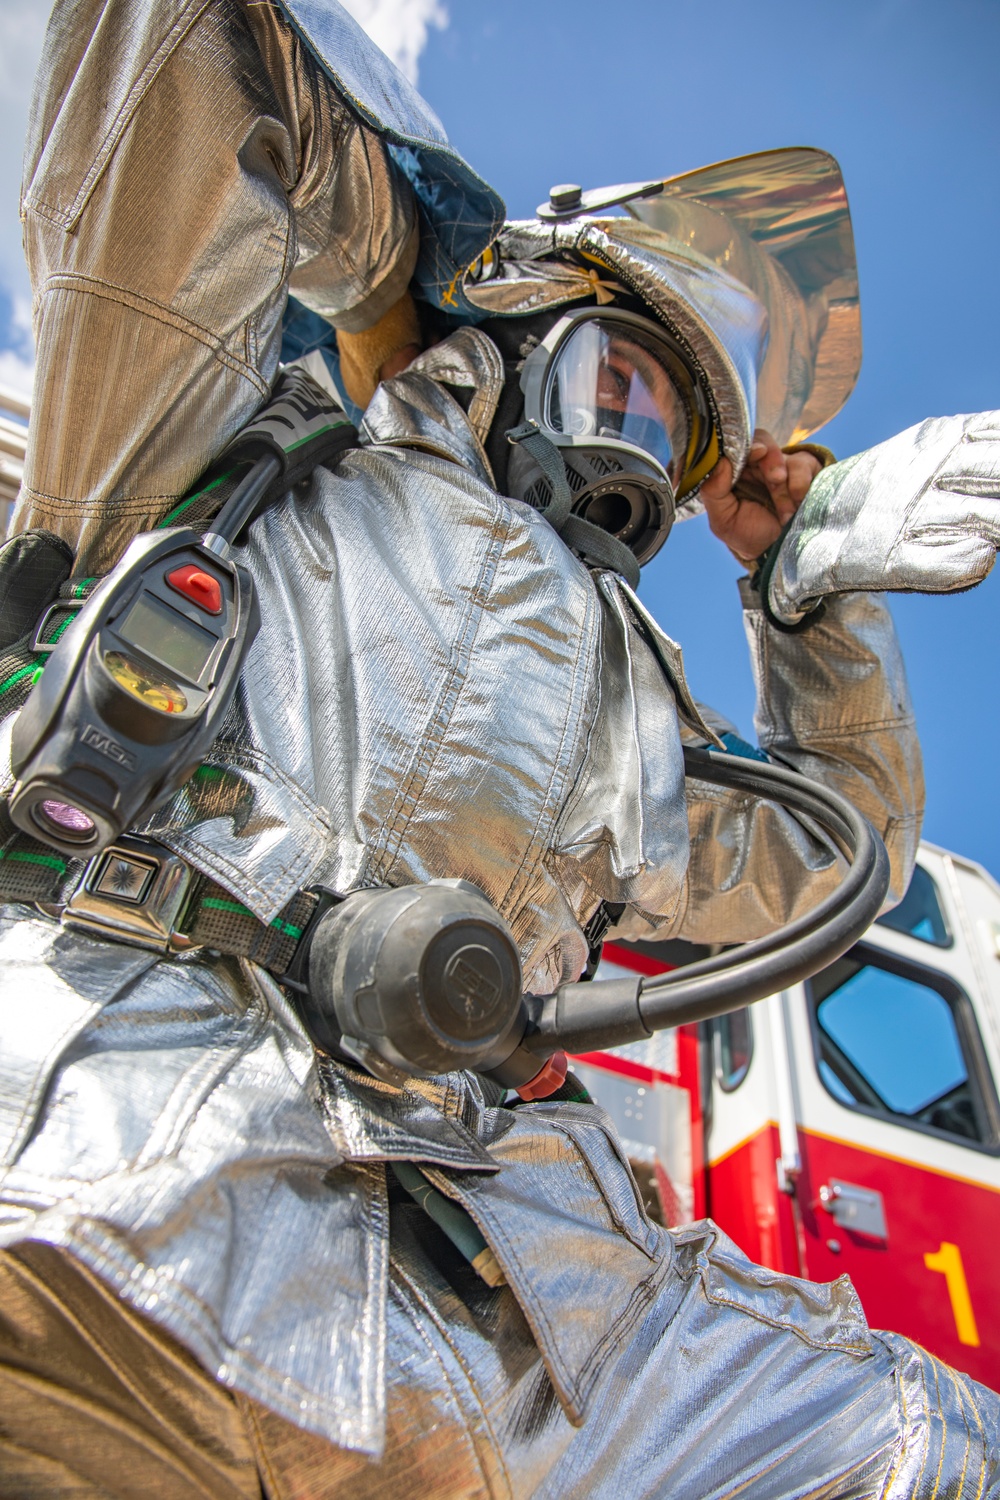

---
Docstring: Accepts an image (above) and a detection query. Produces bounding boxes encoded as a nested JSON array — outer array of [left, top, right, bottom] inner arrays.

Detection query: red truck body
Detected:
[[578, 842, 1000, 1388]]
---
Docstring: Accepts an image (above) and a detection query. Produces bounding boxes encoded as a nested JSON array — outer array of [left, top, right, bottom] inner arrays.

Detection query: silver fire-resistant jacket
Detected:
[[3, 1, 997, 1495], [765, 411, 1000, 624]]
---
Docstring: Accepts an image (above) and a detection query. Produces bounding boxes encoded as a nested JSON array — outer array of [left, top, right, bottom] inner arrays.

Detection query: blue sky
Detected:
[[2, 0, 998, 872], [416, 0, 1000, 876]]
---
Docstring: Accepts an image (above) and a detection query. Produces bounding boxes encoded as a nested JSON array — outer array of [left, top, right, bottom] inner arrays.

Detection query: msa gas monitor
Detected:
[[9, 370, 357, 857]]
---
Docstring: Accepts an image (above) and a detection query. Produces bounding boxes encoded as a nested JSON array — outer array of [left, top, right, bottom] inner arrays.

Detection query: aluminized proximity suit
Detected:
[[763, 411, 1000, 624], [1, 1, 997, 1496]]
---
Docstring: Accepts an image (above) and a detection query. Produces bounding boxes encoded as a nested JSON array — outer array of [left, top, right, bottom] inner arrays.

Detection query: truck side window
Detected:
[[713, 1008, 752, 1092], [876, 864, 952, 947], [808, 949, 992, 1146]]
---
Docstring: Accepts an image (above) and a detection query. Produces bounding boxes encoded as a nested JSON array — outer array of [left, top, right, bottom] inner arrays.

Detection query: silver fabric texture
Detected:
[[111, 409, 919, 974], [0, 912, 393, 1452], [362, 325, 505, 486], [0, 3, 963, 1491], [768, 411, 1000, 624], [3, 909, 998, 1492], [615, 580, 923, 943], [14, 0, 419, 573]]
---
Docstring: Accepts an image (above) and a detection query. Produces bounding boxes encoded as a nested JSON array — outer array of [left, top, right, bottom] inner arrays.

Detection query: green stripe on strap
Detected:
[[157, 469, 237, 528], [0, 662, 45, 696], [270, 917, 303, 939], [0, 849, 68, 874], [201, 896, 254, 917], [200, 895, 302, 940]]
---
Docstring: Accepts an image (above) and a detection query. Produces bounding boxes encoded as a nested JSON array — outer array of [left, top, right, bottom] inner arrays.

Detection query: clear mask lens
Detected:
[[544, 319, 690, 482]]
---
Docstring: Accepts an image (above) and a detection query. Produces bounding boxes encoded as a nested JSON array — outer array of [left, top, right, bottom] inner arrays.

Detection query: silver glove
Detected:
[[766, 411, 1000, 626]]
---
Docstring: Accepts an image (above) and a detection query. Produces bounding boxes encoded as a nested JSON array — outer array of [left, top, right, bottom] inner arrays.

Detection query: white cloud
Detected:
[[0, 347, 34, 399], [0, 0, 47, 305], [0, 289, 35, 400], [341, 0, 447, 84], [10, 294, 31, 336]]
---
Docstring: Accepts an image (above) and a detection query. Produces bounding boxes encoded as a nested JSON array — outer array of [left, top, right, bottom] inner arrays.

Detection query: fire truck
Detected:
[[580, 840, 1000, 1388]]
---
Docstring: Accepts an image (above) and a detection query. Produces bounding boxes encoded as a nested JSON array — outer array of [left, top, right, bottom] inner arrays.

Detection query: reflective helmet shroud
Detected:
[[465, 148, 861, 555]]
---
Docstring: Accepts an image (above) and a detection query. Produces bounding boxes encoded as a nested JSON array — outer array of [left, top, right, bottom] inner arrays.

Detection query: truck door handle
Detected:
[[818, 1179, 888, 1242]]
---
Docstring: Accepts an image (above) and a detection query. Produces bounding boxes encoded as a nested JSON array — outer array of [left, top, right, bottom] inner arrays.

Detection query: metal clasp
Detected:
[[63, 837, 197, 953], [31, 599, 84, 654]]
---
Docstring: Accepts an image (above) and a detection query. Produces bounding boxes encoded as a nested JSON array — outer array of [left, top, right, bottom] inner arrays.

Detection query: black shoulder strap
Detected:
[[505, 423, 641, 589]]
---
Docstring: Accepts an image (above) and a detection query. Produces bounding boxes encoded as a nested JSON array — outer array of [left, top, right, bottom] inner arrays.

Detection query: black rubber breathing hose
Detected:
[[205, 452, 283, 547], [520, 747, 891, 1057]]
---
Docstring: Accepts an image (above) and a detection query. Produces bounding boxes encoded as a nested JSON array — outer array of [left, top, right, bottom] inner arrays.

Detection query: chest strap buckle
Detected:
[[62, 837, 197, 953]]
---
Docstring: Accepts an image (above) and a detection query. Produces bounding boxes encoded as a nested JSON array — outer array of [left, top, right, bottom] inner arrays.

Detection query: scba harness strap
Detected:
[[0, 805, 621, 1008], [0, 805, 323, 973]]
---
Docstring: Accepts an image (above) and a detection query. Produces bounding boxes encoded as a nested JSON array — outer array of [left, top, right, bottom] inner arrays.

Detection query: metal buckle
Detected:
[[279, 885, 344, 994], [63, 837, 197, 953], [32, 599, 83, 654]]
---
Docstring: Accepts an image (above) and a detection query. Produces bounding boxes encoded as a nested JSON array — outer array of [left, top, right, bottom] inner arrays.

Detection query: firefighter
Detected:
[[0, 1, 996, 1495]]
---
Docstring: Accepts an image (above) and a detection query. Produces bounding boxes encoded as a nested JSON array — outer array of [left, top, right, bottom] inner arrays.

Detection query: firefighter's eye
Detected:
[[597, 361, 630, 405]]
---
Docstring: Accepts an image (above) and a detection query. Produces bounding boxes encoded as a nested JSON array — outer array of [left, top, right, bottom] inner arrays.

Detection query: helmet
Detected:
[[464, 148, 860, 567]]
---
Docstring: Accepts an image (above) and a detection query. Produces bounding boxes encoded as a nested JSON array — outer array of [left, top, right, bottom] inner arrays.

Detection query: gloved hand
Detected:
[[763, 412, 1000, 628]]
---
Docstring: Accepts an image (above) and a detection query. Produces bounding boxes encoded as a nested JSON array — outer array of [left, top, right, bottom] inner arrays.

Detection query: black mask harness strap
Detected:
[[506, 423, 641, 588]]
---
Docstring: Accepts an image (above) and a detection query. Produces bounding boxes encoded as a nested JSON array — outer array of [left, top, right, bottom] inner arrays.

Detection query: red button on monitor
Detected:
[[166, 565, 223, 615]]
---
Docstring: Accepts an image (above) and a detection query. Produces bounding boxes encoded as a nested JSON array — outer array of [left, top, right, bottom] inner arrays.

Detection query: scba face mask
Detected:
[[508, 308, 715, 568]]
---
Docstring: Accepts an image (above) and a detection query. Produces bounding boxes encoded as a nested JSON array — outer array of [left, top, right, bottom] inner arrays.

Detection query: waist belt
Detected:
[[0, 820, 521, 1284], [0, 818, 619, 984], [0, 821, 324, 980]]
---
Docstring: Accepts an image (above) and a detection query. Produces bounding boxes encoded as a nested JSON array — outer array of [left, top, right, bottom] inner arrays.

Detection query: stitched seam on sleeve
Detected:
[[25, 0, 215, 231], [39, 273, 270, 394], [16, 488, 184, 516], [765, 716, 919, 743]]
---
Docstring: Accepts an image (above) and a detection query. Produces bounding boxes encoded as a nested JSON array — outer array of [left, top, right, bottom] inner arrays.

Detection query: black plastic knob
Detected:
[[549, 183, 582, 210], [304, 881, 524, 1076]]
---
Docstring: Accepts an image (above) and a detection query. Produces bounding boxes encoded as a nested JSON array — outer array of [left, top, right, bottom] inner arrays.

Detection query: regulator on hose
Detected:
[[287, 746, 890, 1098]]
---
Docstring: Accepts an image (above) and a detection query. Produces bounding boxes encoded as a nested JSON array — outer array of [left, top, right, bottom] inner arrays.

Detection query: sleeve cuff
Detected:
[[782, 441, 837, 470]]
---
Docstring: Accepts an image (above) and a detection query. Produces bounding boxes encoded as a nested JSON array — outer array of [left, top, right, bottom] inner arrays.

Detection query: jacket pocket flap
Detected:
[[425, 1103, 670, 1424]]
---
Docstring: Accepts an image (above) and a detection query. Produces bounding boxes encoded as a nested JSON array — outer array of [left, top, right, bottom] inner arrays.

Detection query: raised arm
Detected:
[[13, 0, 417, 572], [670, 587, 923, 946], [554, 432, 925, 949]]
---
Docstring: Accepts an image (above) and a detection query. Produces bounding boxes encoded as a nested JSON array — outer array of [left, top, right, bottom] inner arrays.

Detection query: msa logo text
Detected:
[[80, 724, 136, 771]]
